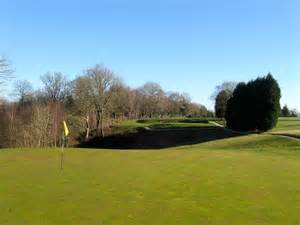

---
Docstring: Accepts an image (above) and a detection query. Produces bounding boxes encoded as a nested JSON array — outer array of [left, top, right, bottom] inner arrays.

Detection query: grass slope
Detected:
[[1, 135, 300, 225], [112, 118, 212, 134], [270, 117, 300, 138]]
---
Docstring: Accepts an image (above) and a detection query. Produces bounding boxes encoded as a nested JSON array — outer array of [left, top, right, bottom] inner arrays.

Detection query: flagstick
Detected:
[[61, 134, 64, 171], [61, 120, 69, 171]]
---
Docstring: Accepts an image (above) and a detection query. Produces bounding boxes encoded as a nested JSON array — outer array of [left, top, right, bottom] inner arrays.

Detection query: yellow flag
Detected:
[[63, 120, 69, 136]]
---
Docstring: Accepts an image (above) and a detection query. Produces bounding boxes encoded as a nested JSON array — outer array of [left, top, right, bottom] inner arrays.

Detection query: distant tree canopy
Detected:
[[281, 105, 298, 117], [225, 74, 281, 132], [281, 105, 290, 117]]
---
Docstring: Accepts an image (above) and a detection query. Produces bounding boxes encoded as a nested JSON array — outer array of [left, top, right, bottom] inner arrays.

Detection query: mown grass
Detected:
[[112, 118, 212, 134], [1, 134, 300, 225], [1, 117, 300, 225], [272, 117, 300, 132], [269, 117, 300, 138], [114, 117, 300, 134]]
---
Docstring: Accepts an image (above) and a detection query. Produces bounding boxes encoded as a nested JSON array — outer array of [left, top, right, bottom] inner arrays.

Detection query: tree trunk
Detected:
[[85, 115, 90, 140], [96, 110, 100, 136], [54, 103, 58, 147], [100, 109, 104, 138]]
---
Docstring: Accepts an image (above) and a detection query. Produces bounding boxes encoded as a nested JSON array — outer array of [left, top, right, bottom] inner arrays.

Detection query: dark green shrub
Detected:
[[225, 74, 281, 132]]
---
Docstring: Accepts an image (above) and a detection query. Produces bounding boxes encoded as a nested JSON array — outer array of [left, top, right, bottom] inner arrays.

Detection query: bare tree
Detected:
[[72, 65, 120, 138], [29, 104, 52, 147], [139, 82, 165, 118], [211, 81, 237, 100], [0, 61, 216, 148], [40, 72, 69, 146], [6, 103, 17, 146], [0, 56, 14, 91], [211, 81, 237, 118], [128, 89, 143, 118], [72, 76, 94, 140], [13, 80, 34, 104], [40, 72, 68, 102], [86, 64, 120, 138], [215, 90, 231, 118], [110, 85, 131, 119]]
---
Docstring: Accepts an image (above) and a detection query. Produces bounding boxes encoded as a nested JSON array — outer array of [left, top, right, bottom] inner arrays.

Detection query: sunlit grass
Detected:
[[272, 117, 300, 132], [1, 117, 300, 224], [1, 134, 300, 225], [112, 118, 212, 133]]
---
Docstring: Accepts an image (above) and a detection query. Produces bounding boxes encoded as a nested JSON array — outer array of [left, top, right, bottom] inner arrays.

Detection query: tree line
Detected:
[[281, 105, 299, 117], [0, 59, 213, 148]]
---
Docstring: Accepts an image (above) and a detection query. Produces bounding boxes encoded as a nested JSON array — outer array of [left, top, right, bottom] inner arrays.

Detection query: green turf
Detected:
[[111, 119, 149, 133], [272, 117, 300, 132], [147, 121, 212, 129], [269, 117, 300, 139], [1, 134, 300, 225], [1, 117, 300, 224], [114, 117, 300, 134], [112, 118, 212, 133]]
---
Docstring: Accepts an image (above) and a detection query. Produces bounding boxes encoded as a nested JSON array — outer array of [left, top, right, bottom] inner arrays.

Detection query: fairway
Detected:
[[1, 129, 300, 224], [269, 118, 300, 139], [2, 3, 299, 224], [272, 117, 300, 132]]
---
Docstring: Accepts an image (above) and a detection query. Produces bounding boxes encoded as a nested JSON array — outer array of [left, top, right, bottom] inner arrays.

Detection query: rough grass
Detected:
[[1, 135, 300, 225]]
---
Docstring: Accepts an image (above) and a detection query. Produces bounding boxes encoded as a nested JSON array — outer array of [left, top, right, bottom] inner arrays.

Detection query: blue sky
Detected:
[[1, 0, 299, 110]]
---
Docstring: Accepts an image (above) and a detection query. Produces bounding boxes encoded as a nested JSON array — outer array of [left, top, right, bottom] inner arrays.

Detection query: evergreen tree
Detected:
[[225, 74, 281, 132], [281, 105, 290, 117]]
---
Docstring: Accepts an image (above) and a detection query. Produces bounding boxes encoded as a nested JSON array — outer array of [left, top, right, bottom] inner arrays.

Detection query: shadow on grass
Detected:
[[78, 126, 246, 150]]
